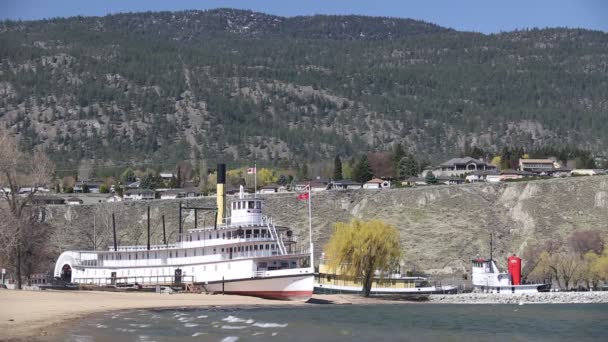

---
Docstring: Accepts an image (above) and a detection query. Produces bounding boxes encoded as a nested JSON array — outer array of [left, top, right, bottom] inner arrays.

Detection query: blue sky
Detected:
[[0, 0, 606, 34]]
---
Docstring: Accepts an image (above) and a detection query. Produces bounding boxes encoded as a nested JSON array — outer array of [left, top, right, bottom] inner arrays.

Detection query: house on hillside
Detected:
[[437, 177, 465, 185], [363, 178, 391, 189], [367, 152, 396, 179], [500, 170, 536, 181], [518, 159, 557, 174], [259, 184, 288, 194], [571, 169, 607, 176], [466, 170, 501, 183], [293, 180, 329, 192], [73, 180, 104, 193], [330, 180, 362, 190], [401, 177, 426, 186], [106, 195, 122, 203], [124, 189, 155, 201], [32, 195, 65, 205], [66, 197, 83, 205], [432, 157, 497, 177], [159, 172, 175, 183]]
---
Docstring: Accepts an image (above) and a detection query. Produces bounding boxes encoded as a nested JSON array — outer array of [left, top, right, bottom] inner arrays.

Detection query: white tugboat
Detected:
[[471, 256, 551, 294], [53, 164, 314, 300]]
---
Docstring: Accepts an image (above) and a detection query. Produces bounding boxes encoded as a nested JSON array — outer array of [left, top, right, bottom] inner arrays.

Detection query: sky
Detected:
[[0, 0, 607, 34]]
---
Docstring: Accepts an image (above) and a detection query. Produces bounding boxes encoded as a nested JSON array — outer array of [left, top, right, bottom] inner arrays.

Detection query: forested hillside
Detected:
[[1, 8, 607, 171]]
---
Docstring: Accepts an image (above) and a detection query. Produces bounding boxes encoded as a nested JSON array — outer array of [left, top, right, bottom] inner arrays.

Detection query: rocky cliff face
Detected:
[[45, 176, 608, 276]]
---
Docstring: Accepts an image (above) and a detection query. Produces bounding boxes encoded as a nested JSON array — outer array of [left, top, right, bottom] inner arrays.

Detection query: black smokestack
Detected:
[[217, 164, 226, 184]]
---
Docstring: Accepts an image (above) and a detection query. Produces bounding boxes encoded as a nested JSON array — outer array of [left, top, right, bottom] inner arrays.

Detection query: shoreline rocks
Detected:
[[429, 291, 608, 304]]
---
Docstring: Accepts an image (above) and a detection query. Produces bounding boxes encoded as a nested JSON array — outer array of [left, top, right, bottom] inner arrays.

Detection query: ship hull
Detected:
[[314, 283, 458, 295], [205, 273, 314, 301], [473, 283, 552, 294]]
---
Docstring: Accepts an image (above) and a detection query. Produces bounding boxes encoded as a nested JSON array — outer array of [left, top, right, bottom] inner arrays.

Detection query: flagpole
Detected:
[[254, 162, 257, 198], [308, 185, 313, 268]]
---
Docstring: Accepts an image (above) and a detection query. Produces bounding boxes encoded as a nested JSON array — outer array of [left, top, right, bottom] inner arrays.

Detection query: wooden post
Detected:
[[162, 215, 166, 245], [112, 213, 117, 251], [178, 202, 182, 242], [147, 206, 150, 250]]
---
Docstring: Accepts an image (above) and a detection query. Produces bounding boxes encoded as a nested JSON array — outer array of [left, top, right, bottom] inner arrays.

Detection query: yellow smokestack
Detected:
[[216, 164, 226, 225]]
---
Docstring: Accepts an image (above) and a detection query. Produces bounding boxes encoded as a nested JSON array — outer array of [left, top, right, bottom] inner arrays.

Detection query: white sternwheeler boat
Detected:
[[54, 164, 314, 300]]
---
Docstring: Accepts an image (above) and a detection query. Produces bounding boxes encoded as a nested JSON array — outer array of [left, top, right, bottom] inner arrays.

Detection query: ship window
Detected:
[[213, 248, 216, 253], [248, 201, 254, 209], [185, 251, 188, 257], [254, 245, 258, 250], [209, 234, 212, 239], [169, 252, 172, 258], [194, 249, 196, 256], [256, 202, 261, 209], [135, 253, 138, 260], [238, 202, 241, 209], [128, 254, 131, 260], [266, 244, 269, 250], [221, 248, 224, 252]]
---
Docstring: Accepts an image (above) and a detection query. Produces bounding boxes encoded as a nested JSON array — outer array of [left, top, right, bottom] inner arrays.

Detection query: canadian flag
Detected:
[[247, 167, 256, 174], [297, 192, 310, 200]]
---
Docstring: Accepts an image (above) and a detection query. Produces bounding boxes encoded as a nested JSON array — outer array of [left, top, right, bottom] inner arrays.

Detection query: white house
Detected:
[[571, 169, 607, 176], [518, 159, 558, 173], [65, 197, 83, 205], [363, 178, 391, 189], [124, 189, 155, 201], [159, 172, 175, 182], [330, 180, 362, 190], [106, 195, 122, 203], [432, 157, 497, 177], [259, 184, 280, 194], [466, 171, 501, 183]]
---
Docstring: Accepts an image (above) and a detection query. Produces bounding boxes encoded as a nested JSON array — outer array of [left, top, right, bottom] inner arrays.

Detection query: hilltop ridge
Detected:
[[1, 9, 607, 169]]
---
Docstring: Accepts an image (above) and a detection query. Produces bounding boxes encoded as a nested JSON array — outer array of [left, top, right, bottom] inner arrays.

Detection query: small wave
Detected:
[[272, 332, 278, 336], [252, 332, 264, 336], [129, 324, 151, 328], [184, 323, 199, 328], [192, 332, 206, 337], [221, 325, 249, 330], [252, 322, 288, 328], [197, 315, 208, 319], [220, 337, 239, 342], [95, 324, 108, 329], [222, 315, 247, 323], [177, 317, 191, 322]]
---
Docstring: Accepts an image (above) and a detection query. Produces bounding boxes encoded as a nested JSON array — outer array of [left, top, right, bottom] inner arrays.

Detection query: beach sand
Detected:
[[0, 289, 307, 341], [0, 289, 423, 341]]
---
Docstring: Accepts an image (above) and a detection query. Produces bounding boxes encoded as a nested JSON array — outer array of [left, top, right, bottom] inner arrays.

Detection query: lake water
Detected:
[[63, 304, 608, 341]]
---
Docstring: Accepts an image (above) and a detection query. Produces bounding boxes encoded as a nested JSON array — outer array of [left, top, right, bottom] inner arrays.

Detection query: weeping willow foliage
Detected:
[[324, 219, 402, 297]]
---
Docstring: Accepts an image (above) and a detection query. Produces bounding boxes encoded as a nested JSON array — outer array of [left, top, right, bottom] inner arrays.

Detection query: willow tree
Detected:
[[324, 219, 402, 297]]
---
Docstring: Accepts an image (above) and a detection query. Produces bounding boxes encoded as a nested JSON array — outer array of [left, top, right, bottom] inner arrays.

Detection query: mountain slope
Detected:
[[0, 9, 607, 170]]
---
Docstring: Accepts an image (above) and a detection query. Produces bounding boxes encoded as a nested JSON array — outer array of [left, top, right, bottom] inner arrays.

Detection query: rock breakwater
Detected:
[[429, 291, 608, 304]]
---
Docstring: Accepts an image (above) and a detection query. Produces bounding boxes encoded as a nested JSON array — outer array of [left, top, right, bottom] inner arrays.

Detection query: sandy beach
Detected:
[[0, 289, 312, 341]]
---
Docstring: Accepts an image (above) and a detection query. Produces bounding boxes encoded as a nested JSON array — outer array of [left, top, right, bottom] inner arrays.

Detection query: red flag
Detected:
[[297, 192, 309, 200], [247, 167, 256, 174]]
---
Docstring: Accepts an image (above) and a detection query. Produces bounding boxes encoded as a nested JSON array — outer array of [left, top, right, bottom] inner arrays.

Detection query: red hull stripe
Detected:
[[223, 290, 313, 300]]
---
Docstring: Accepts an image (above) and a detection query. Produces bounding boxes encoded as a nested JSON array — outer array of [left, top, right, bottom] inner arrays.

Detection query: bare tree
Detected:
[[0, 128, 55, 289], [569, 230, 604, 255]]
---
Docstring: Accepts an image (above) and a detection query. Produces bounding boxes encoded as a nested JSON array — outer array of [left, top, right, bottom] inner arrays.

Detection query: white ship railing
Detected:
[[73, 275, 195, 286], [67, 248, 311, 269]]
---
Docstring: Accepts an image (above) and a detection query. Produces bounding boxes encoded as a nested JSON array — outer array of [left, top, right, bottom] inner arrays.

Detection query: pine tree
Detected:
[[333, 155, 343, 180], [353, 155, 373, 183], [425, 171, 438, 185], [398, 155, 419, 179], [391, 143, 406, 173]]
